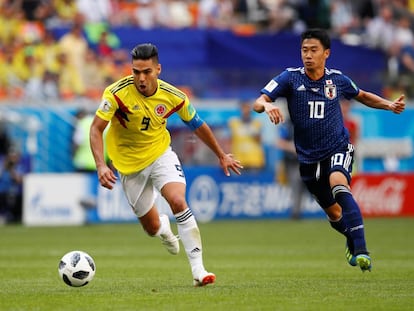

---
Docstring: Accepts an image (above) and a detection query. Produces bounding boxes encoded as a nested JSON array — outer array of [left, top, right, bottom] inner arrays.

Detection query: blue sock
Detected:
[[332, 185, 368, 255], [329, 216, 354, 254]]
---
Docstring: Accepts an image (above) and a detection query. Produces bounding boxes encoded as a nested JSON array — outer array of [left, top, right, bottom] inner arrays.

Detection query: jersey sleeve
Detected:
[[96, 88, 118, 121], [260, 69, 291, 101], [176, 97, 197, 122], [341, 74, 360, 99]]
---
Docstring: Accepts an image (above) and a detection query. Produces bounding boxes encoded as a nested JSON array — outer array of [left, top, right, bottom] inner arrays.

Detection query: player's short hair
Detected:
[[130, 43, 159, 62], [301, 29, 331, 50]]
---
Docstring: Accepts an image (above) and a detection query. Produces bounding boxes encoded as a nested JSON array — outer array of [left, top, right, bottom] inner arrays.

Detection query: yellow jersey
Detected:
[[228, 117, 265, 169], [96, 76, 195, 175]]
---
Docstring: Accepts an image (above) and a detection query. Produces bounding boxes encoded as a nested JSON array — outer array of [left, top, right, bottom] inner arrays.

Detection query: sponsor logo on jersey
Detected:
[[324, 83, 337, 100], [155, 104, 166, 116]]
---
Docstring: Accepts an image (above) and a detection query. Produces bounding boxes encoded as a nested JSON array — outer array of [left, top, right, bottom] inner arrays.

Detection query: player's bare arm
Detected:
[[90, 116, 117, 189], [193, 123, 243, 176], [355, 90, 405, 114], [253, 94, 284, 124]]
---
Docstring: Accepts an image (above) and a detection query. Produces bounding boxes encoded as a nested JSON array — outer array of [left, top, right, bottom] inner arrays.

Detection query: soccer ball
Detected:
[[58, 250, 96, 287]]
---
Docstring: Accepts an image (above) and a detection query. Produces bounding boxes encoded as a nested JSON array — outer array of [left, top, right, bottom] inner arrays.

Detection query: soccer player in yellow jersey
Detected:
[[90, 43, 242, 286]]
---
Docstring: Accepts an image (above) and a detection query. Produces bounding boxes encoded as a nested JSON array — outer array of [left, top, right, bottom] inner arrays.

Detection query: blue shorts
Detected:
[[299, 143, 354, 209]]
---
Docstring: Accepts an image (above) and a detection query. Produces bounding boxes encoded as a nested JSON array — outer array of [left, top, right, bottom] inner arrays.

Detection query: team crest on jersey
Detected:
[[324, 80, 337, 100], [155, 104, 166, 116]]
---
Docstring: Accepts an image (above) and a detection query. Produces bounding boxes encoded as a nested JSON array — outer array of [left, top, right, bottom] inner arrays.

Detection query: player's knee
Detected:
[[141, 218, 160, 236], [329, 171, 349, 188], [325, 203, 342, 220], [166, 195, 187, 213]]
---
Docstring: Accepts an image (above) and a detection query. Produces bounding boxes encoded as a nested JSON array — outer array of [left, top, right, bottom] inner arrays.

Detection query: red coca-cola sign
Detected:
[[352, 174, 414, 217]]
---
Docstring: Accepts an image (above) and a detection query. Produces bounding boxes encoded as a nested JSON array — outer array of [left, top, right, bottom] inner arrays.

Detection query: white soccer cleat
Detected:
[[193, 270, 216, 287], [159, 215, 180, 255]]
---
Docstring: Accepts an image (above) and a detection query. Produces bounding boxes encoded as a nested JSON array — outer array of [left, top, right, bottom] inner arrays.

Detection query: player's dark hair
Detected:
[[130, 43, 159, 62], [301, 29, 331, 50]]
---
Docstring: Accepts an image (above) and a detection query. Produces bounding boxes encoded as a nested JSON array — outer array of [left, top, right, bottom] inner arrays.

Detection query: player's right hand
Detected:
[[97, 165, 118, 189], [219, 153, 243, 176], [264, 103, 284, 124]]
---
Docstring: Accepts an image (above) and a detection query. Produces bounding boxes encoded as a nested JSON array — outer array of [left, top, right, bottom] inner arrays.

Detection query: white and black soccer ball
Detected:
[[58, 250, 96, 287]]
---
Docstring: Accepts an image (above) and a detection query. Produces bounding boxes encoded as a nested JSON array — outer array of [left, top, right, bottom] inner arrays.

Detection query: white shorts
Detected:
[[120, 147, 186, 218]]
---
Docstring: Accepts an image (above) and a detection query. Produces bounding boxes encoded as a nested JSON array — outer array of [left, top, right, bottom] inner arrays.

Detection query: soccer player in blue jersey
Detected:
[[253, 28, 405, 272], [90, 43, 242, 286]]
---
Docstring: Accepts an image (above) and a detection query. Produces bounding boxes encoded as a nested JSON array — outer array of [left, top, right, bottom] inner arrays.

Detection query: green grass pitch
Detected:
[[1, 218, 413, 311]]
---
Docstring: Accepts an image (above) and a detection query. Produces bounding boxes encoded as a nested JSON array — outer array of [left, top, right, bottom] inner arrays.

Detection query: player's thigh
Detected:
[[120, 168, 156, 218], [151, 147, 186, 192], [329, 143, 354, 185], [300, 162, 335, 209]]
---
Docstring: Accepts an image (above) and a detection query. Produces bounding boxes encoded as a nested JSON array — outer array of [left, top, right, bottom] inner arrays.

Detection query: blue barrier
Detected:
[[1, 104, 413, 173]]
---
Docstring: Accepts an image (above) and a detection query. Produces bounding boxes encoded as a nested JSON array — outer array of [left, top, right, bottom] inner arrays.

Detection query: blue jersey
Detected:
[[261, 67, 359, 163]]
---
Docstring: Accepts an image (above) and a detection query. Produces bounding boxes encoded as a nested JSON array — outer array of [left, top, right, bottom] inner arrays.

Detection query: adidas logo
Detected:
[[297, 84, 306, 91], [190, 247, 201, 254]]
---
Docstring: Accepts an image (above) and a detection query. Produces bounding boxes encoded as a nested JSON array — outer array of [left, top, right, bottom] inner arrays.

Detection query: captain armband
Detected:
[[183, 113, 204, 131]]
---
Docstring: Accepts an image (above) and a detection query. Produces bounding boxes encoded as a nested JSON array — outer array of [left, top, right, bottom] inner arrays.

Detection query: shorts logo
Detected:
[[324, 80, 337, 100], [155, 104, 166, 116]]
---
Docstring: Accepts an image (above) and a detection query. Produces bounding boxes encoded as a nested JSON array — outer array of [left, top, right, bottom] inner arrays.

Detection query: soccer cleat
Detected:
[[193, 271, 216, 287], [356, 254, 372, 272], [345, 244, 357, 267], [159, 215, 180, 255]]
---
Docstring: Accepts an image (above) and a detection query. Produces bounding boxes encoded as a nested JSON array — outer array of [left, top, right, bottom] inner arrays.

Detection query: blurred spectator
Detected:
[[72, 109, 96, 172], [96, 30, 114, 57], [55, 51, 84, 99], [160, 0, 194, 29], [228, 100, 265, 170], [276, 118, 306, 219], [233, 0, 271, 31], [20, 0, 53, 22], [0, 123, 11, 160], [265, 0, 301, 33], [197, 0, 235, 30], [393, 14, 414, 48], [52, 0, 79, 26], [396, 39, 414, 97], [330, 0, 355, 37], [296, 0, 331, 29], [81, 48, 108, 99], [76, 0, 114, 24], [363, 4, 395, 52], [0, 148, 26, 224], [34, 30, 60, 75], [340, 99, 359, 145], [133, 0, 159, 29], [57, 19, 89, 98]]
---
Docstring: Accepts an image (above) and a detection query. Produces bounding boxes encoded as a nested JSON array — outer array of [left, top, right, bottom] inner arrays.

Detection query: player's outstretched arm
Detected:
[[193, 123, 243, 176], [355, 90, 405, 114], [253, 94, 284, 124]]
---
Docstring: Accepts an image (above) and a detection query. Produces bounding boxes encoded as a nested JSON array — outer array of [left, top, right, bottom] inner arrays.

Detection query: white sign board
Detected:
[[23, 173, 87, 226]]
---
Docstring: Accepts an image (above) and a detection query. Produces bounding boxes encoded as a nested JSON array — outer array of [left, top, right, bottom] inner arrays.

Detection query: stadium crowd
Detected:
[[1, 0, 414, 102]]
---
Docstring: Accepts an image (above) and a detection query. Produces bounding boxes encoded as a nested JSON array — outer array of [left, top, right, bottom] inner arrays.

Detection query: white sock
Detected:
[[154, 214, 170, 237], [175, 208, 204, 275]]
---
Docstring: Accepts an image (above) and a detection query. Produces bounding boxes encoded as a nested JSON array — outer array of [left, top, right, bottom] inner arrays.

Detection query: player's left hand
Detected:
[[390, 94, 405, 114], [219, 153, 243, 176]]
